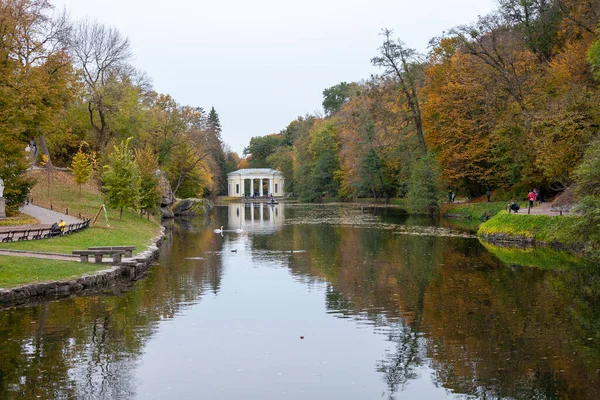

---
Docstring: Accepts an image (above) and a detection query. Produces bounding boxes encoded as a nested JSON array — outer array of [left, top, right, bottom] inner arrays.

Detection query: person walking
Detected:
[[527, 190, 536, 214], [486, 190, 491, 202]]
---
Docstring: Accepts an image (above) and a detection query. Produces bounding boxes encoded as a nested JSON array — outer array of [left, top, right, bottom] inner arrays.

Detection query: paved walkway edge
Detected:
[[0, 226, 166, 308]]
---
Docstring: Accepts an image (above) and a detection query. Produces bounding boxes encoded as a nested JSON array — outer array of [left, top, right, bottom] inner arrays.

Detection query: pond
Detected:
[[0, 203, 599, 399]]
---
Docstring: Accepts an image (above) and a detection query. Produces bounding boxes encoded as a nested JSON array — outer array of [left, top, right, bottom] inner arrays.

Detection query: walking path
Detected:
[[20, 204, 81, 224], [514, 202, 571, 216], [0, 204, 82, 241], [0, 249, 78, 261]]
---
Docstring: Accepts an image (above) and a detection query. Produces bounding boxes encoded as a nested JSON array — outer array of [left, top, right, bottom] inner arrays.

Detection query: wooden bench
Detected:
[[88, 246, 136, 257], [72, 249, 126, 264]]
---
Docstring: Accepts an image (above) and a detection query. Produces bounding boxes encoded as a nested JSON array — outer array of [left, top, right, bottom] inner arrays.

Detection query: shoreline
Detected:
[[0, 226, 166, 309], [477, 212, 590, 260]]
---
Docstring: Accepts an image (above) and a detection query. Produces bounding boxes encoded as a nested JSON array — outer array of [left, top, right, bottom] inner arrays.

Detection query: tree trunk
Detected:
[[37, 135, 53, 170], [120, 207, 123, 221]]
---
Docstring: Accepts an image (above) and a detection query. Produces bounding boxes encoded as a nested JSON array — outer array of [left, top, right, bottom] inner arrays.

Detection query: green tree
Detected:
[[0, 137, 35, 215], [574, 139, 600, 260], [243, 134, 285, 167], [406, 155, 442, 216], [322, 82, 355, 116], [266, 147, 294, 193], [589, 28, 600, 80], [207, 107, 228, 194], [499, 0, 562, 62], [69, 144, 94, 194], [102, 138, 140, 220], [307, 121, 341, 199], [135, 146, 161, 218]]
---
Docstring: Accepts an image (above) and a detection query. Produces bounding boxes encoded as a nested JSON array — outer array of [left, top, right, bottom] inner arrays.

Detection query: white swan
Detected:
[[214, 226, 223, 233]]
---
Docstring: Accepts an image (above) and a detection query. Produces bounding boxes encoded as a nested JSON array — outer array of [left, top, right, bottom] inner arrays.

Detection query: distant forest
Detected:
[[242, 0, 600, 211]]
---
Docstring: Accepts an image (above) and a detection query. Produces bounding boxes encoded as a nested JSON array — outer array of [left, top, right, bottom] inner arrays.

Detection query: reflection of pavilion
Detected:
[[227, 203, 285, 233]]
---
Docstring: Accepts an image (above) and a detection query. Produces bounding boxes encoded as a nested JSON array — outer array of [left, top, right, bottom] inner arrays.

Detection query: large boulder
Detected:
[[161, 206, 175, 219], [170, 198, 214, 217], [157, 171, 175, 207]]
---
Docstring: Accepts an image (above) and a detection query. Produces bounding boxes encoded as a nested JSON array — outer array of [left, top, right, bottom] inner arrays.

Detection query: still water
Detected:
[[1, 204, 599, 399]]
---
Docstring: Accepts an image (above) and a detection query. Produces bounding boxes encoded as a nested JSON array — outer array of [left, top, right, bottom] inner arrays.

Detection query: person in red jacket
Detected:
[[527, 190, 536, 209]]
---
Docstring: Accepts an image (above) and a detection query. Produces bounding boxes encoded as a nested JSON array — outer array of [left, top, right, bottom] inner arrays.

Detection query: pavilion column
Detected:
[[269, 178, 274, 196], [250, 178, 254, 196], [259, 179, 264, 197]]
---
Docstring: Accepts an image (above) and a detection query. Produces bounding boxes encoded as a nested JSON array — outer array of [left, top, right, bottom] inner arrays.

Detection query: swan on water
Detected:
[[214, 226, 223, 233], [235, 227, 244, 233]]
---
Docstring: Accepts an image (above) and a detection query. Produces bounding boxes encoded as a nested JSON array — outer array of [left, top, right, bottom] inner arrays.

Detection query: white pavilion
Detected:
[[227, 168, 285, 198]]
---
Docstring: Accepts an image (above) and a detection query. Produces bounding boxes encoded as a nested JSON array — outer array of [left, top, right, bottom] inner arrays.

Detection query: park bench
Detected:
[[72, 249, 126, 264], [1, 231, 15, 242], [31, 228, 44, 240], [17, 229, 32, 241], [0, 218, 91, 243], [88, 246, 136, 257]]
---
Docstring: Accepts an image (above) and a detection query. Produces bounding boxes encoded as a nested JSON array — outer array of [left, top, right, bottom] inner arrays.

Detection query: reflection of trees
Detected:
[[269, 213, 600, 399], [0, 216, 225, 398], [377, 325, 423, 395]]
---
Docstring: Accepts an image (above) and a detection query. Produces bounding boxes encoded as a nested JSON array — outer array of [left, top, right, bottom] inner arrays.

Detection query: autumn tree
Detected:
[[69, 144, 94, 194], [69, 19, 148, 148], [102, 138, 140, 220], [372, 29, 427, 154]]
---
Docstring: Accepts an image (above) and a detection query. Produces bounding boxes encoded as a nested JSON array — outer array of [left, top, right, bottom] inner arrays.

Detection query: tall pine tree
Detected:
[[207, 107, 228, 195]]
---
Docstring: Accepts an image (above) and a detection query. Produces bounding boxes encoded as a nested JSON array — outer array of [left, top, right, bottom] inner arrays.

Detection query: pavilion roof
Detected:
[[227, 168, 283, 176]]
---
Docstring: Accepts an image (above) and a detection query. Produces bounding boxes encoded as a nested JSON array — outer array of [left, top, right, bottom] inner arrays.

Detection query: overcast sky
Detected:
[[53, 0, 498, 154]]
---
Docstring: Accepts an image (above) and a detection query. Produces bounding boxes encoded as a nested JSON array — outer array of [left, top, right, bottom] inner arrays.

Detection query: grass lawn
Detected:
[[442, 201, 509, 221], [0, 214, 38, 226], [0, 255, 107, 288], [1, 170, 161, 253], [478, 211, 582, 247]]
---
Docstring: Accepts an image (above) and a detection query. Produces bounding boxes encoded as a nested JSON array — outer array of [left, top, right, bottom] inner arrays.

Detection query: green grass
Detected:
[[481, 241, 591, 269], [0, 170, 161, 288], [0, 214, 38, 226], [0, 217, 159, 254], [442, 201, 508, 221], [478, 211, 582, 247], [0, 255, 107, 288], [0, 170, 162, 255]]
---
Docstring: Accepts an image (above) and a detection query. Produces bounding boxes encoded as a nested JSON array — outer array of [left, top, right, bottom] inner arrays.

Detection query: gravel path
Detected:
[[0, 250, 79, 261], [512, 202, 571, 216], [20, 204, 82, 224]]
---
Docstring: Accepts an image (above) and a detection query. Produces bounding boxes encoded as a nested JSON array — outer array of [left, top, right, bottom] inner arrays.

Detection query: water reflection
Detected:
[[227, 202, 285, 234], [0, 204, 598, 399]]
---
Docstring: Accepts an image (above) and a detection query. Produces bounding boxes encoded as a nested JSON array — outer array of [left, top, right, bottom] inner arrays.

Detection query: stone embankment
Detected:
[[0, 226, 166, 308]]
